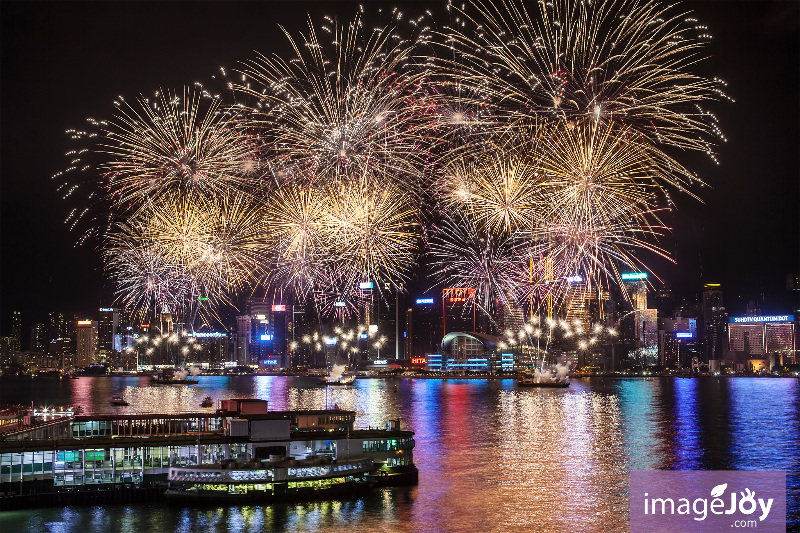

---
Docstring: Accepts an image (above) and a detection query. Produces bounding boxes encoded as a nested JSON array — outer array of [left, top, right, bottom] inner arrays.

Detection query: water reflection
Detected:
[[0, 376, 798, 531]]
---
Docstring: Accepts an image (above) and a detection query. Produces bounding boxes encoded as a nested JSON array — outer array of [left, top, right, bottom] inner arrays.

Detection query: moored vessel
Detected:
[[151, 372, 199, 385], [516, 379, 570, 388], [0, 397, 417, 509], [318, 372, 356, 386]]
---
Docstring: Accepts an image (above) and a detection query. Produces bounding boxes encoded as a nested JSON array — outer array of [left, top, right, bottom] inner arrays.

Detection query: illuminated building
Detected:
[[440, 332, 498, 372], [728, 315, 796, 367], [404, 308, 413, 360], [187, 332, 230, 365], [658, 317, 698, 369], [235, 315, 251, 366], [377, 284, 401, 361], [247, 297, 273, 367], [10, 310, 22, 354], [74, 320, 98, 369], [16, 351, 61, 371], [563, 283, 610, 334], [620, 273, 658, 366], [405, 297, 442, 360], [48, 312, 68, 351], [98, 307, 119, 363], [271, 304, 290, 367], [289, 300, 314, 368], [29, 323, 47, 353], [442, 288, 476, 335], [702, 283, 727, 363], [49, 337, 73, 370], [0, 338, 13, 366]]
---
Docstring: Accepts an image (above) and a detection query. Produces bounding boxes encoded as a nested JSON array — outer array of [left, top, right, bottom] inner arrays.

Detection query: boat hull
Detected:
[[164, 478, 375, 504]]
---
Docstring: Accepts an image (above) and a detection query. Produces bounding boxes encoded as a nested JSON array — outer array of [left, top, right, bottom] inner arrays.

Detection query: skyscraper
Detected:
[[727, 314, 796, 367], [30, 323, 47, 353], [235, 315, 251, 366], [407, 296, 442, 359], [247, 297, 273, 366], [377, 285, 401, 360], [98, 307, 119, 363], [620, 273, 658, 366], [75, 320, 98, 368], [49, 312, 68, 348], [702, 283, 727, 363], [443, 288, 476, 335], [10, 310, 22, 353], [270, 303, 290, 367]]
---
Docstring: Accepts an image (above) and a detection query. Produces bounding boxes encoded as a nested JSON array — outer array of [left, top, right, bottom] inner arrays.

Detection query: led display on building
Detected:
[[621, 272, 648, 280], [730, 315, 794, 324]]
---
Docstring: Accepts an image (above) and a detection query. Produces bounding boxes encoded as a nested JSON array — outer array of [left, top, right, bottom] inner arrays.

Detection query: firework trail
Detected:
[[104, 226, 190, 321], [105, 192, 269, 326], [437, 128, 544, 235], [56, 1, 725, 324], [103, 88, 260, 210], [429, 211, 522, 314], [264, 184, 331, 297], [265, 177, 420, 313], [326, 179, 421, 293], [239, 10, 428, 191], [443, 0, 726, 155]]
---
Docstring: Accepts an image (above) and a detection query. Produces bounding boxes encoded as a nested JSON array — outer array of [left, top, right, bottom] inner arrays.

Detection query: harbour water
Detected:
[[1, 375, 798, 532]]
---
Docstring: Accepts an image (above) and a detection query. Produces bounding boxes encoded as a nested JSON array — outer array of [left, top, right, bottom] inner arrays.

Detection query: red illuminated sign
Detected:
[[443, 287, 475, 303], [272, 305, 286, 312]]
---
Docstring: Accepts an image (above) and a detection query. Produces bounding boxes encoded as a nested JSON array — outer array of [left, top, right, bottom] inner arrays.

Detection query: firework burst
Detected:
[[429, 211, 522, 314], [326, 179, 421, 292], [264, 184, 331, 296], [56, 1, 725, 326], [240, 11, 427, 190], [105, 192, 269, 325], [443, 0, 726, 154], [103, 88, 260, 209]]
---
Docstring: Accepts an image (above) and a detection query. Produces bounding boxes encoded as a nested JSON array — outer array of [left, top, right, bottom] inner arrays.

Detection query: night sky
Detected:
[[1, 1, 798, 337]]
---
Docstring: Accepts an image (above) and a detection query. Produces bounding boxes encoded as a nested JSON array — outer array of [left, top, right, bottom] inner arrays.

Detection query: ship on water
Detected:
[[318, 374, 356, 386], [151, 369, 199, 385], [516, 378, 570, 388], [0, 398, 416, 509]]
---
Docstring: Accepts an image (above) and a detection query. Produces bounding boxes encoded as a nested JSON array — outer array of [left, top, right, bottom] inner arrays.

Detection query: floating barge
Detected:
[[151, 374, 199, 385], [0, 398, 416, 509], [516, 379, 570, 388]]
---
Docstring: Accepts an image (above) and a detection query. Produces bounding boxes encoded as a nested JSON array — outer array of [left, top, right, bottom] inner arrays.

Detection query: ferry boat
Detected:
[[110, 396, 130, 406], [200, 396, 214, 408], [0, 398, 416, 508], [516, 378, 570, 388], [319, 374, 356, 386], [151, 373, 199, 385], [165, 456, 376, 502]]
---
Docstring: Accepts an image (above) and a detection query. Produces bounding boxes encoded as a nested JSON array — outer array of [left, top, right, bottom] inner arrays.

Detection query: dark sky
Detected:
[[1, 1, 799, 337]]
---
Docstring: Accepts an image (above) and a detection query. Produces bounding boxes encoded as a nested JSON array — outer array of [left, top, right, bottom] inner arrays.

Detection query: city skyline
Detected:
[[1, 1, 798, 335]]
